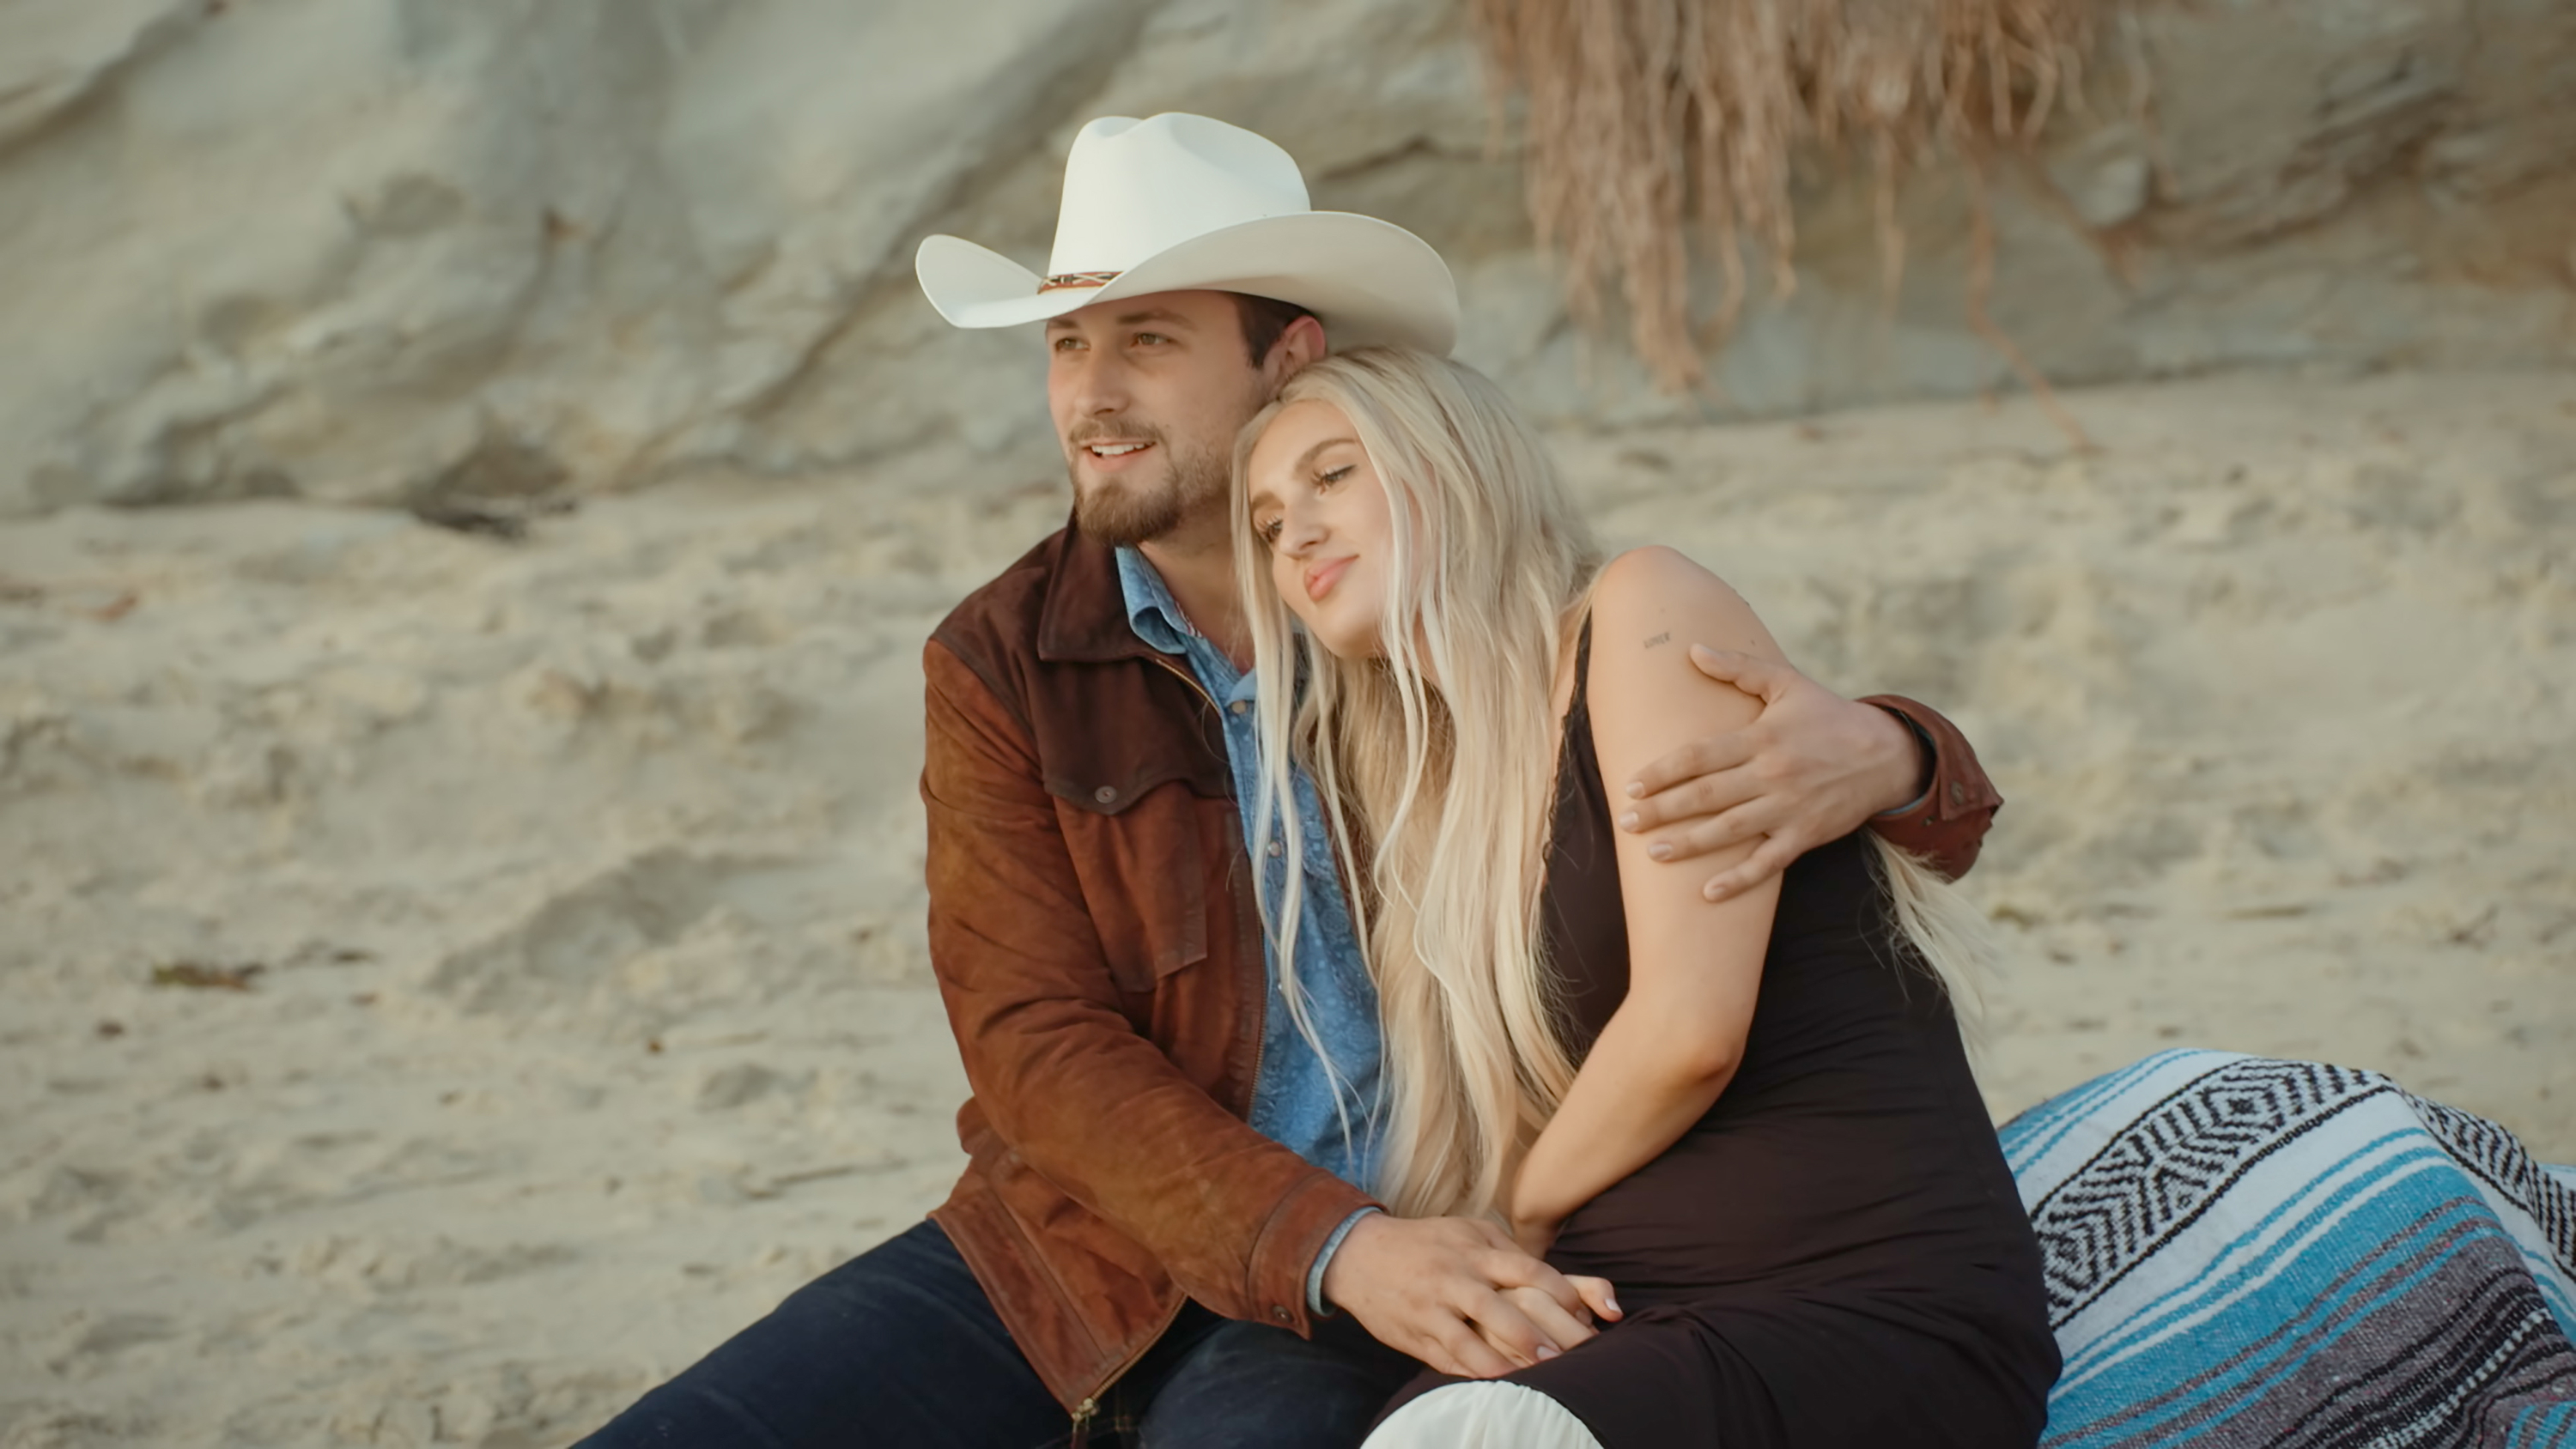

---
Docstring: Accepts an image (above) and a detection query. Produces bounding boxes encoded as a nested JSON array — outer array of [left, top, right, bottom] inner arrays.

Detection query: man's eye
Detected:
[[1133, 331, 1168, 347], [1050, 336, 1082, 353]]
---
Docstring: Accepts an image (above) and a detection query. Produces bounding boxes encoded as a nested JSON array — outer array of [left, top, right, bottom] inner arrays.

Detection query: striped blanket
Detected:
[[2002, 1050, 2576, 1448]]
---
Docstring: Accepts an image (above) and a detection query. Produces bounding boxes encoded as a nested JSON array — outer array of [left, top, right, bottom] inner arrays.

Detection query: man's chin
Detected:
[[1070, 473, 1180, 548]]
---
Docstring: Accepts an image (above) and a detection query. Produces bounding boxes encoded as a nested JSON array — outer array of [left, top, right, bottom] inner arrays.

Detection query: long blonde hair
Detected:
[[1233, 347, 1988, 1221]]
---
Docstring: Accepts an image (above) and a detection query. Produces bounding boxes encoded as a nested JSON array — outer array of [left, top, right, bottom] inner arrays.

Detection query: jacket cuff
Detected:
[[1856, 694, 2003, 880], [1247, 1172, 1382, 1337]]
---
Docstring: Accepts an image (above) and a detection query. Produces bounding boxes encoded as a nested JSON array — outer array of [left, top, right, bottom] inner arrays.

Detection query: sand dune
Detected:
[[2, 370, 2569, 1446]]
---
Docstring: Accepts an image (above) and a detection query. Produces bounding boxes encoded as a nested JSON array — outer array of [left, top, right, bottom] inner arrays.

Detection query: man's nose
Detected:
[[1066, 350, 1133, 416]]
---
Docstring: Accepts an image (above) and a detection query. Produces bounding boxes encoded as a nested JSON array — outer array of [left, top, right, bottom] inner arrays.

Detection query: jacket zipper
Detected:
[[981, 1176, 1188, 1443], [1143, 652, 1272, 1115], [1142, 649, 1217, 711], [1130, 653, 1274, 1344], [1066, 1292, 1187, 1443]]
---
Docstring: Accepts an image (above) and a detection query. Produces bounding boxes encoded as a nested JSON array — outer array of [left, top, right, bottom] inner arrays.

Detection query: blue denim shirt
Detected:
[[1115, 548, 1383, 1190]]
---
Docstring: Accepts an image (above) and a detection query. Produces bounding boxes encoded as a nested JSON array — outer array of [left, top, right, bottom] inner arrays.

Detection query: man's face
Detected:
[[1045, 290, 1274, 547]]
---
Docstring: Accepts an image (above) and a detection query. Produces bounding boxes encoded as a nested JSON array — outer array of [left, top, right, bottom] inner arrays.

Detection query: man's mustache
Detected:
[[1066, 421, 1168, 449]]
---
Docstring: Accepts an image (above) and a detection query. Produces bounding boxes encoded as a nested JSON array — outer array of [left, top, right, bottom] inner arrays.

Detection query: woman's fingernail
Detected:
[[1535, 1344, 1560, 1361], [1704, 883, 1728, 901], [1618, 811, 1639, 831], [1624, 782, 1644, 799], [1606, 1294, 1621, 1315], [1649, 842, 1673, 861]]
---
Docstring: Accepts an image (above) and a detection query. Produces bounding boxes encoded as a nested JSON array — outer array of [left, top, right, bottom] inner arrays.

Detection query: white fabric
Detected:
[[1361, 1379, 1607, 1449], [913, 112, 1458, 353]]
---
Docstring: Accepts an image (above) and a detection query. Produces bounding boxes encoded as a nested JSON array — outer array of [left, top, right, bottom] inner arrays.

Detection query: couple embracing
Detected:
[[581, 113, 2058, 1448]]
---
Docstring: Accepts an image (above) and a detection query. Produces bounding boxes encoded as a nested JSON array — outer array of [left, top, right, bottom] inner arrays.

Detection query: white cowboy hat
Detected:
[[915, 113, 1458, 354]]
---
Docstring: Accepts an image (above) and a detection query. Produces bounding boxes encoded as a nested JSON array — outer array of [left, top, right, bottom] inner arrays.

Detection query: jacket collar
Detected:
[[1036, 517, 1161, 665]]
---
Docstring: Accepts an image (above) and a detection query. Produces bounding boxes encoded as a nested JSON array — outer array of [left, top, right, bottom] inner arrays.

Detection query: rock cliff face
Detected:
[[3, 0, 2569, 515]]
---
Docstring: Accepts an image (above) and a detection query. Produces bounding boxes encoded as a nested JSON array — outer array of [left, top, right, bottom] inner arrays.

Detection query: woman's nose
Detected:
[[1278, 506, 1327, 555]]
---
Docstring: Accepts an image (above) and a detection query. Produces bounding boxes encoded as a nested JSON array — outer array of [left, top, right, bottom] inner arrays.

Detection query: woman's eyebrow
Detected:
[[1245, 484, 1279, 512], [1291, 436, 1358, 476]]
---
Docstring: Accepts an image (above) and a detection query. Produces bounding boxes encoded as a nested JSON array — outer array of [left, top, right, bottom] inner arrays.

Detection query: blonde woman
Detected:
[[1233, 349, 2059, 1448]]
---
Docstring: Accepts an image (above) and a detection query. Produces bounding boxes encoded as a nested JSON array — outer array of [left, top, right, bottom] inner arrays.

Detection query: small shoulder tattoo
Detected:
[[1643, 631, 1673, 649]]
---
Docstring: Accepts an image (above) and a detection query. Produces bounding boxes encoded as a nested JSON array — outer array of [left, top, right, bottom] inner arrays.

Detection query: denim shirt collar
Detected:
[[1115, 546, 1199, 661]]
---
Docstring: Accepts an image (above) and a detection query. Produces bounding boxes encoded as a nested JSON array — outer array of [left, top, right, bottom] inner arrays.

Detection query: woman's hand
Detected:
[[1471, 1276, 1624, 1371], [1563, 1275, 1620, 1326]]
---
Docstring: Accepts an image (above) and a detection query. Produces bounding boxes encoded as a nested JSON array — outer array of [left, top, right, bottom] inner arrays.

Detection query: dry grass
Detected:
[[1474, 0, 2100, 430]]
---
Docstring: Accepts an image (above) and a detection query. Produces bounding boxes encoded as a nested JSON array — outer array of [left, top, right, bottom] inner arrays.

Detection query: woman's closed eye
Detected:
[[1255, 515, 1285, 546], [1315, 464, 1352, 489]]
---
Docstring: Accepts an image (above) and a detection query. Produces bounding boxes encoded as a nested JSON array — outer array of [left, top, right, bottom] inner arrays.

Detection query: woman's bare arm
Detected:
[[1506, 546, 1789, 1249]]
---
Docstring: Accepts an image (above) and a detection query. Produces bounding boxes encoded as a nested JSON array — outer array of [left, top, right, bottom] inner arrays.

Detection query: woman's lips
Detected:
[[1303, 556, 1352, 602]]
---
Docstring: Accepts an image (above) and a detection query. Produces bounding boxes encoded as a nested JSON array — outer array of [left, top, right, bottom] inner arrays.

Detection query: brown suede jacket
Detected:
[[920, 522, 2003, 1412]]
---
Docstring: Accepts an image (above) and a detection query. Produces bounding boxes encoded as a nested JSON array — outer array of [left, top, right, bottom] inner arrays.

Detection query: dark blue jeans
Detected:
[[575, 1220, 1420, 1448]]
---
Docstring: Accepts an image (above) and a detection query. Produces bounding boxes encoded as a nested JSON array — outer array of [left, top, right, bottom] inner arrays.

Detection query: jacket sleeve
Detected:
[[920, 640, 1376, 1333], [1857, 694, 2002, 880]]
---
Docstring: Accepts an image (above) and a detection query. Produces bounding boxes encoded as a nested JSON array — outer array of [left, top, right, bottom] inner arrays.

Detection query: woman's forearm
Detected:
[[1508, 1004, 1741, 1242]]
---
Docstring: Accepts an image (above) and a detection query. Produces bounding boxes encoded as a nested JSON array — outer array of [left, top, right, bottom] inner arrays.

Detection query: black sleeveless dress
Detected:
[[1389, 623, 2061, 1447]]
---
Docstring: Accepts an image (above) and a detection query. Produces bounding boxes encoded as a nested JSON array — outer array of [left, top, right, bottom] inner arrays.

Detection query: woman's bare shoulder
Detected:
[[1585, 546, 1775, 670]]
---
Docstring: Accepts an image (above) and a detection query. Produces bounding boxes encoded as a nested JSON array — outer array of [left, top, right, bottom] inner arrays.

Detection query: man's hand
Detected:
[[1619, 646, 1924, 901], [1320, 1215, 1618, 1378]]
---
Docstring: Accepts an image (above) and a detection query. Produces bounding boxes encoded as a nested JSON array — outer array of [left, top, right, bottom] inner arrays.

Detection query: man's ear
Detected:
[[1268, 314, 1329, 384]]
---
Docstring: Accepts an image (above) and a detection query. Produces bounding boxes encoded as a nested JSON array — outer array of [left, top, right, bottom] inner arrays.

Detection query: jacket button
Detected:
[[1947, 782, 1968, 805], [1272, 1306, 1293, 1323], [1230, 700, 1249, 715], [1267, 839, 1284, 858], [1094, 785, 1118, 804]]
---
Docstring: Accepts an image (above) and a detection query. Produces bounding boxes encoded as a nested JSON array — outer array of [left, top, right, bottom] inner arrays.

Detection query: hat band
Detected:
[[1038, 270, 1122, 294]]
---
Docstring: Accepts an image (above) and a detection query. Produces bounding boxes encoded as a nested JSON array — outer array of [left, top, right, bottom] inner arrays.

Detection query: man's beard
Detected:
[[1067, 428, 1232, 547]]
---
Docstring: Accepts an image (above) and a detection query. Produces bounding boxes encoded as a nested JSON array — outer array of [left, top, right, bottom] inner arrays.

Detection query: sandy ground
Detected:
[[2, 369, 2570, 1446]]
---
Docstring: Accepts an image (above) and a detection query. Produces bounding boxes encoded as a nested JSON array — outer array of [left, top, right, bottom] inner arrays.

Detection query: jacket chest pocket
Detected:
[[1054, 780, 1215, 995]]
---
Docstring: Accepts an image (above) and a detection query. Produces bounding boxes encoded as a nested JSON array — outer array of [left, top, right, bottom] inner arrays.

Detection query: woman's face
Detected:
[[1245, 398, 1396, 659]]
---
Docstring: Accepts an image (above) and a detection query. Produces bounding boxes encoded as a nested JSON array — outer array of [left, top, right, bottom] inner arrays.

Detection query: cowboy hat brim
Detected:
[[916, 210, 1460, 355]]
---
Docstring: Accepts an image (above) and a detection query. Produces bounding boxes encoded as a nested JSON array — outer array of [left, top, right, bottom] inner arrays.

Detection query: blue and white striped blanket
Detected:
[[2002, 1050, 2576, 1448]]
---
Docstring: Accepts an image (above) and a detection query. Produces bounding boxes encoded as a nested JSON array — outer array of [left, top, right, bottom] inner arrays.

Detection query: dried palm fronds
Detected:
[[1475, 0, 2099, 431]]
